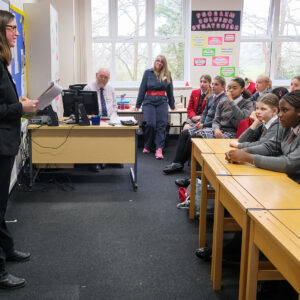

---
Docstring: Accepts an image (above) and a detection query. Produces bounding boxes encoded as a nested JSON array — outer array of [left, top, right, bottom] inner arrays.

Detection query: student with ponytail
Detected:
[[226, 90, 300, 182]]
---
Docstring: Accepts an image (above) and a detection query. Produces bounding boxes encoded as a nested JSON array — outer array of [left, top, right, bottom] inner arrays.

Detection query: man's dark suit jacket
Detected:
[[0, 60, 23, 156]]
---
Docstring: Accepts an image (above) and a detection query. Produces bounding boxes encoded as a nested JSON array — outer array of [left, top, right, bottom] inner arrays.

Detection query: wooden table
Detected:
[[118, 108, 187, 130], [246, 210, 300, 300], [211, 175, 294, 300], [28, 122, 139, 190], [189, 139, 236, 220]]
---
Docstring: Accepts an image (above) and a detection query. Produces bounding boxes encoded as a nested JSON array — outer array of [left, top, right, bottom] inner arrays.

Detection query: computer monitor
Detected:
[[62, 89, 99, 125]]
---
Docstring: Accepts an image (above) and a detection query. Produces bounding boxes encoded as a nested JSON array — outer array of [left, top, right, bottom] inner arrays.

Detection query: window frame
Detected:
[[240, 0, 300, 87], [90, 0, 190, 88]]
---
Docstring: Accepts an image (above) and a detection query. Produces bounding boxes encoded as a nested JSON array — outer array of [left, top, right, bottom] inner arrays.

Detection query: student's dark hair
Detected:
[[231, 77, 251, 99], [271, 87, 288, 100], [214, 75, 226, 87], [0, 10, 14, 65], [258, 93, 279, 110], [281, 90, 300, 109], [200, 74, 212, 83]]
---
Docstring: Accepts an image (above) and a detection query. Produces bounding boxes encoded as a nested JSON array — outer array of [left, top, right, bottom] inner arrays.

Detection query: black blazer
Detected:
[[0, 60, 23, 156]]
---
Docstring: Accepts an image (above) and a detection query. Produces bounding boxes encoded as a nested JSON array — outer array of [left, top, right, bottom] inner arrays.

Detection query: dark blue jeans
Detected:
[[142, 102, 168, 149]]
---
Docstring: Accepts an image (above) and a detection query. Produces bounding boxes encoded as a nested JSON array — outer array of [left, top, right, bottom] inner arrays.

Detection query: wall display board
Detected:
[[9, 4, 26, 99], [190, 10, 241, 85]]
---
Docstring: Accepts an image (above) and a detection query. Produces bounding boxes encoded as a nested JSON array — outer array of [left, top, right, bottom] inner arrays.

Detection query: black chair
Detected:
[[68, 84, 87, 91]]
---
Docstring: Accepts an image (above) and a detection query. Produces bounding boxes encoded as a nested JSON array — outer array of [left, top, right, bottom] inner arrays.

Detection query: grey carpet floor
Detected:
[[1, 138, 296, 300]]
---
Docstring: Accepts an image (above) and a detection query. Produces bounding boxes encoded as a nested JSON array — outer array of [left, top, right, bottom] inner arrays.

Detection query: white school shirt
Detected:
[[83, 81, 118, 118]]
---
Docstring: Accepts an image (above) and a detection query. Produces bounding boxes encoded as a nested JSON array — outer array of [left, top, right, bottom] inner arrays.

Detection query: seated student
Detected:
[[196, 77, 253, 139], [235, 86, 288, 138], [184, 74, 212, 130], [249, 74, 272, 108], [84, 67, 118, 118], [230, 93, 279, 149], [290, 75, 300, 92], [226, 90, 300, 183], [163, 76, 226, 174]]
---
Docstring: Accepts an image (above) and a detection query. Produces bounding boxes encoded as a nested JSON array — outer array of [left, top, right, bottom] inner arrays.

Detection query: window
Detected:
[[91, 0, 188, 86], [240, 0, 300, 86]]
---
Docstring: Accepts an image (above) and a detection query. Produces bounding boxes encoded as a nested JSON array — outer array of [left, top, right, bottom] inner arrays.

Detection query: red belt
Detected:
[[146, 90, 166, 96]]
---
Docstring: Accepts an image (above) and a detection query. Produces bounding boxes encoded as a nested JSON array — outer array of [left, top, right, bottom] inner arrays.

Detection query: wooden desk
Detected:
[[201, 139, 236, 154], [28, 122, 139, 190], [246, 210, 300, 300], [233, 175, 300, 209], [212, 176, 263, 300], [118, 108, 187, 130]]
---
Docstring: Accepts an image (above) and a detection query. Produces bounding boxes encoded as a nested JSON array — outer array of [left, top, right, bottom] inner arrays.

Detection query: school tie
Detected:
[[100, 88, 108, 116], [196, 93, 206, 115], [288, 130, 297, 143], [261, 125, 267, 136]]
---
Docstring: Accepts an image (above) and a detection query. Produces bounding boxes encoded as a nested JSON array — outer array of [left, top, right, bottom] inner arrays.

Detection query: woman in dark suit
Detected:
[[0, 10, 39, 289]]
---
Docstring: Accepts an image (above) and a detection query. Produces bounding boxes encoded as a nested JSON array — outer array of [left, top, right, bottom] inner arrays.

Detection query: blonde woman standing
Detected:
[[134, 55, 175, 159]]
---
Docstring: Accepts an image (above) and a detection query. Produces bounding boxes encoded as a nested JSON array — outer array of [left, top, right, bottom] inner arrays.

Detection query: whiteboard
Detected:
[[0, 0, 9, 11]]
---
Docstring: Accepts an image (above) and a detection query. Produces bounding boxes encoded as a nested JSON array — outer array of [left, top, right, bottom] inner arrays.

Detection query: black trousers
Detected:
[[0, 155, 15, 263], [173, 129, 192, 165]]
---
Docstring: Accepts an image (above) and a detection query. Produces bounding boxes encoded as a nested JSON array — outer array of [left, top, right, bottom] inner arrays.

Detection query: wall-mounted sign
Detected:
[[208, 37, 222, 45], [212, 56, 229, 66], [191, 11, 241, 31], [191, 35, 206, 48], [224, 33, 235, 42], [220, 67, 236, 77], [194, 58, 207, 66], [219, 47, 235, 55], [202, 48, 215, 56]]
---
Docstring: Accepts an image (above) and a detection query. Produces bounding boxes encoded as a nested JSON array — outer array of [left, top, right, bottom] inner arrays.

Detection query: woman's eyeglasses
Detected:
[[6, 25, 18, 32]]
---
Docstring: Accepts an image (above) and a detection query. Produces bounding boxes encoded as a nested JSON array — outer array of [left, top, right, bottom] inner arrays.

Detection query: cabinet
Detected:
[[24, 3, 60, 114]]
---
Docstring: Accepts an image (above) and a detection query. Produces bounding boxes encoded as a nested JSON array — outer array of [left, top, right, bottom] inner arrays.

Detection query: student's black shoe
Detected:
[[163, 163, 183, 174], [175, 177, 190, 187], [0, 272, 26, 289], [6, 250, 31, 262], [195, 247, 211, 261]]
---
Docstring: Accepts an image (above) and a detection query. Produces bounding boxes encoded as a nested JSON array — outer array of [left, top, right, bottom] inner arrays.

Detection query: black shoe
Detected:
[[163, 163, 183, 174], [175, 177, 190, 187], [6, 250, 31, 262], [0, 272, 26, 289], [90, 164, 100, 172], [195, 247, 211, 261]]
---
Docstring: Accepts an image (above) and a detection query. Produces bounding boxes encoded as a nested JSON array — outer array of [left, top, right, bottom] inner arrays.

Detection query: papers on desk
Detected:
[[108, 116, 137, 126], [37, 81, 63, 110]]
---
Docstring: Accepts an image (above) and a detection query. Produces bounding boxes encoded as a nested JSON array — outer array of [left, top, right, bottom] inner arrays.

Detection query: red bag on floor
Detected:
[[178, 187, 190, 203]]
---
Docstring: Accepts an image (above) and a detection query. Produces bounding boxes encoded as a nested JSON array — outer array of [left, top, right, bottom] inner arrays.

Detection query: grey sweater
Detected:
[[212, 97, 253, 133], [238, 119, 280, 148], [247, 125, 300, 182], [200, 93, 226, 128]]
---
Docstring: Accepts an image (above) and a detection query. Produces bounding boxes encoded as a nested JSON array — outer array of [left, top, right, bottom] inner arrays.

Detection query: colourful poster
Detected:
[[191, 11, 241, 31], [191, 35, 206, 48], [208, 37, 222, 45], [220, 67, 236, 77], [202, 48, 215, 56], [219, 47, 235, 55], [194, 58, 206, 66], [224, 33, 235, 42], [212, 56, 229, 66]]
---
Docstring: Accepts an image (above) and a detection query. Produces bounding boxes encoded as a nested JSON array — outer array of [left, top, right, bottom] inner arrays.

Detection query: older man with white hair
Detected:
[[84, 68, 118, 118]]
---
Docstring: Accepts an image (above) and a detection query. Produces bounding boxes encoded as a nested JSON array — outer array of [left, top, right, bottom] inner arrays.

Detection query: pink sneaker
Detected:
[[143, 148, 150, 154], [155, 148, 164, 159]]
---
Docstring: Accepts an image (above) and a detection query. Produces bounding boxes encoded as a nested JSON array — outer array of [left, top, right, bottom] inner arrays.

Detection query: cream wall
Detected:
[[15, 0, 242, 97]]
